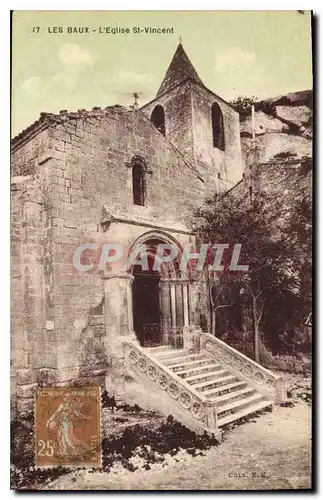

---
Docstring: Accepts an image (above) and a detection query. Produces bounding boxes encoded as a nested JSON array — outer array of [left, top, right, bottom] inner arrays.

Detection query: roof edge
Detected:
[[11, 105, 131, 153], [11, 116, 51, 153]]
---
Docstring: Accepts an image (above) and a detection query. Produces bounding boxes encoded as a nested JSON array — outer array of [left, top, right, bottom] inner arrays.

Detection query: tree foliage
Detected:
[[229, 96, 258, 118], [194, 192, 307, 359], [230, 96, 277, 120], [196, 193, 296, 297]]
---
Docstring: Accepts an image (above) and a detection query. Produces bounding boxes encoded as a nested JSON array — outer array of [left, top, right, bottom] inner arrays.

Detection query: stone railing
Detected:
[[123, 340, 219, 434], [199, 332, 286, 402]]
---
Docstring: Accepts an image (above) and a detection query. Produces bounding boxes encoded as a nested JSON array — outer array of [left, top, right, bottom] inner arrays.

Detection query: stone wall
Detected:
[[268, 354, 311, 375], [191, 83, 243, 191], [142, 80, 195, 160], [11, 127, 66, 415], [141, 80, 243, 197], [229, 340, 311, 375], [230, 89, 312, 222], [11, 178, 27, 415], [251, 157, 311, 227], [11, 174, 47, 414], [11, 107, 209, 413], [259, 342, 311, 375]]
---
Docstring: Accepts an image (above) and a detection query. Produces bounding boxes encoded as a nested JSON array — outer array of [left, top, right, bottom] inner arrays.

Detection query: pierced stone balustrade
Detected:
[[199, 332, 286, 402]]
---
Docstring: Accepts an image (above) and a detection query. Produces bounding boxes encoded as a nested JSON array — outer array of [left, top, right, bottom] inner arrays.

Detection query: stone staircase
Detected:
[[123, 332, 286, 436], [147, 346, 273, 427]]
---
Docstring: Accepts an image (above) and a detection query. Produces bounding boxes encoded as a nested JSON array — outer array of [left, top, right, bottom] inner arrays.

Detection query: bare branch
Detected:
[[214, 302, 234, 311]]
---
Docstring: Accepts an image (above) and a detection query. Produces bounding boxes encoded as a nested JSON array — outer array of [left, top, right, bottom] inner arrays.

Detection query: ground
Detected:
[[11, 373, 312, 491], [45, 402, 311, 491]]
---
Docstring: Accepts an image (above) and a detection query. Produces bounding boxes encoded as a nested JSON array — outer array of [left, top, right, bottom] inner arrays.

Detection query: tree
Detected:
[[194, 193, 298, 362], [286, 195, 312, 304], [274, 195, 312, 355], [230, 96, 277, 120], [230, 96, 258, 116], [229, 96, 258, 119], [207, 269, 235, 337]]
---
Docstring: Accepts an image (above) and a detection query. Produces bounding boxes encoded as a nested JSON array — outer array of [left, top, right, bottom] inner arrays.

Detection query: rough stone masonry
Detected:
[[10, 43, 312, 417]]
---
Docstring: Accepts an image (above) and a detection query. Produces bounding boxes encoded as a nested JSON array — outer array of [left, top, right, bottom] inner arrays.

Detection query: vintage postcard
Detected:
[[11, 10, 312, 490]]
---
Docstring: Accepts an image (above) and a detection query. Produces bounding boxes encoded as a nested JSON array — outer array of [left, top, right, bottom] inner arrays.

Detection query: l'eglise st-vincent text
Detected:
[[97, 26, 175, 34]]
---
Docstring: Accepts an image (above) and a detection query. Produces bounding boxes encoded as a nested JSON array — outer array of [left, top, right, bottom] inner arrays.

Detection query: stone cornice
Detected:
[[100, 209, 193, 236]]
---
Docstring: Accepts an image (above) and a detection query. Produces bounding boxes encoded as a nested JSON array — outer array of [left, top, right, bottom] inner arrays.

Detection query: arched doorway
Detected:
[[132, 254, 161, 347], [129, 234, 189, 348]]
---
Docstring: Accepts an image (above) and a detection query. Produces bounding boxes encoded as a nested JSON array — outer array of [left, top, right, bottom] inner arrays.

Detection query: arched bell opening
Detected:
[[151, 105, 166, 136]]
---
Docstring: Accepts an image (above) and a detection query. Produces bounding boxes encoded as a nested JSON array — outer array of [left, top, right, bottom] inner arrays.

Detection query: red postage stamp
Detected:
[[35, 386, 101, 468]]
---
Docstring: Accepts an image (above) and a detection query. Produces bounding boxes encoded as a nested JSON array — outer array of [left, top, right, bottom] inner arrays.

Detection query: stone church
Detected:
[[11, 43, 291, 432]]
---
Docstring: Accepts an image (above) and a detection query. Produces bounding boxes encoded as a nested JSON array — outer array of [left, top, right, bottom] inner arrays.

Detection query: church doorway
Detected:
[[132, 261, 161, 347], [129, 234, 190, 349]]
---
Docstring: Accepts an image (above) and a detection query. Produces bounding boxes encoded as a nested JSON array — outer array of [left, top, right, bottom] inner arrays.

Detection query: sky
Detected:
[[12, 10, 312, 137]]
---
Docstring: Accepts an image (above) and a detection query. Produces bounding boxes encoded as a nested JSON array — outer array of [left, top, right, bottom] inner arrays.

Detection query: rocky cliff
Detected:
[[237, 90, 312, 165]]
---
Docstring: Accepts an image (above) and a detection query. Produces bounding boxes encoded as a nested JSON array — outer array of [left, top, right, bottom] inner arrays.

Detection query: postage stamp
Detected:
[[34, 386, 101, 468]]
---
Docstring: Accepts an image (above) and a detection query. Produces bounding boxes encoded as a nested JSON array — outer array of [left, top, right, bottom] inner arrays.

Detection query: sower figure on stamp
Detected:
[[46, 394, 91, 458]]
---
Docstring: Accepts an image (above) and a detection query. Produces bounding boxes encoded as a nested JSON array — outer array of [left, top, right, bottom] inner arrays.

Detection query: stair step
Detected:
[[217, 393, 264, 417], [203, 381, 248, 398], [185, 368, 230, 384], [162, 353, 207, 366], [146, 345, 274, 429], [218, 399, 273, 427], [193, 374, 237, 391], [175, 363, 221, 378], [170, 357, 214, 372], [155, 349, 189, 361], [145, 346, 175, 353], [210, 387, 256, 406]]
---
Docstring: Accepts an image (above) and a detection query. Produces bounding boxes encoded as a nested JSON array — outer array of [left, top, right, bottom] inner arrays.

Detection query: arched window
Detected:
[[132, 163, 145, 206], [151, 105, 166, 136], [211, 103, 225, 151]]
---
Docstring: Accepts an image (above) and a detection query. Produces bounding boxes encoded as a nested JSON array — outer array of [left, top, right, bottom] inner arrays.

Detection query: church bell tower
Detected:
[[141, 42, 244, 194]]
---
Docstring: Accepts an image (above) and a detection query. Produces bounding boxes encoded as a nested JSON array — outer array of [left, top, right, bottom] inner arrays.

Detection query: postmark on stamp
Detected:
[[35, 386, 101, 468]]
